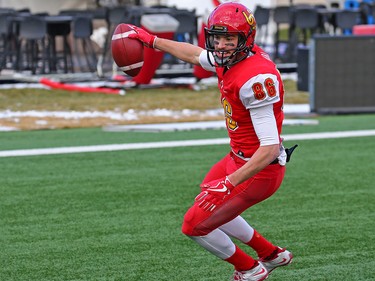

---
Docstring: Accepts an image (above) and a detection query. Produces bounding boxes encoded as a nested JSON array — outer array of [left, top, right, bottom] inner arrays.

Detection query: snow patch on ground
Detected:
[[0, 104, 311, 131]]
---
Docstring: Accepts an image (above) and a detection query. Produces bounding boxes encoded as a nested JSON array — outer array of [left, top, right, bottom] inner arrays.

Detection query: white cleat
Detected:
[[232, 262, 269, 281], [260, 247, 293, 274]]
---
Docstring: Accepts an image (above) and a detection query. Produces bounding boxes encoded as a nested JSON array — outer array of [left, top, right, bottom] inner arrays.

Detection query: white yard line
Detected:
[[0, 130, 375, 158], [103, 119, 318, 132]]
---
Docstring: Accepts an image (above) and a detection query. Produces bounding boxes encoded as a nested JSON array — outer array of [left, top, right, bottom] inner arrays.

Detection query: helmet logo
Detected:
[[242, 10, 255, 29]]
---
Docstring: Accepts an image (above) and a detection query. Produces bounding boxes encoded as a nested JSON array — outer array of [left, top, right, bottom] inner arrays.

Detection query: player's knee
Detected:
[[181, 220, 194, 236], [181, 209, 195, 235], [181, 207, 210, 236], [181, 220, 209, 236]]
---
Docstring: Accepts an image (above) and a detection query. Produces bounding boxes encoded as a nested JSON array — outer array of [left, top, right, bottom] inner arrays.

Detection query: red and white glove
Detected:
[[195, 176, 235, 212], [128, 25, 157, 48]]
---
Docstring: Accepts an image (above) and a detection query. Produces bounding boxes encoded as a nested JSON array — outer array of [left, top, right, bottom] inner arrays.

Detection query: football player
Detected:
[[129, 2, 295, 280]]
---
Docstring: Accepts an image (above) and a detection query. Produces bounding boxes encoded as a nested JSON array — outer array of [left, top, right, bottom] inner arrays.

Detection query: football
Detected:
[[111, 23, 144, 77]]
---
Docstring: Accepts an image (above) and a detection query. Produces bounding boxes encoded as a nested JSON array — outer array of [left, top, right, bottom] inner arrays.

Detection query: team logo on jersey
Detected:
[[222, 97, 238, 131]]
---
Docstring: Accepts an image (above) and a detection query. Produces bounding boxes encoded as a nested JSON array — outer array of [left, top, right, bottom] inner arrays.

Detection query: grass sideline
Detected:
[[0, 80, 307, 112], [1, 115, 374, 281], [0, 80, 309, 130]]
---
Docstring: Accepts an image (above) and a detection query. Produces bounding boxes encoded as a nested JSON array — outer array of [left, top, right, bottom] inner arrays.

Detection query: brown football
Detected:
[[111, 23, 144, 77]]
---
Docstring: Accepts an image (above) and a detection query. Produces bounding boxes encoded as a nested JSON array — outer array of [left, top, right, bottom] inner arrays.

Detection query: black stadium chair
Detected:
[[99, 6, 132, 75], [72, 15, 97, 72], [273, 6, 292, 61], [165, 9, 198, 67], [254, 6, 270, 48], [294, 8, 319, 45], [17, 16, 49, 74], [45, 14, 74, 73], [172, 9, 197, 44], [335, 10, 360, 34], [0, 12, 16, 71]]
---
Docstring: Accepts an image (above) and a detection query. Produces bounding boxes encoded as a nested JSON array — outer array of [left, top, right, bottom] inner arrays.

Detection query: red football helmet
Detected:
[[205, 2, 257, 67]]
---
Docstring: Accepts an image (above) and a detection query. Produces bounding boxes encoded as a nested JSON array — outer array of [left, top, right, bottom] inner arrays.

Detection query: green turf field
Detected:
[[1, 114, 375, 281]]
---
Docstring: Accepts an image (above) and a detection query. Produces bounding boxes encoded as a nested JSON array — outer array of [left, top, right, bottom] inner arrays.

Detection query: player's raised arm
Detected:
[[128, 25, 203, 65]]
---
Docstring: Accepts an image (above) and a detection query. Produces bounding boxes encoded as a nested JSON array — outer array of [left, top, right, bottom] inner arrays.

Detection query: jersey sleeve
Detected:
[[250, 104, 279, 146], [239, 73, 280, 109], [198, 50, 216, 72]]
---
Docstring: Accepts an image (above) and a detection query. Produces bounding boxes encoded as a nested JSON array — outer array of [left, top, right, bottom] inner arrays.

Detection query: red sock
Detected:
[[246, 230, 277, 259], [225, 245, 257, 271]]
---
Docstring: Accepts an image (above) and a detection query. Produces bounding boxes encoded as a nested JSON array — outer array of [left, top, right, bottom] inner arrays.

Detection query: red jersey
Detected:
[[202, 45, 285, 158]]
